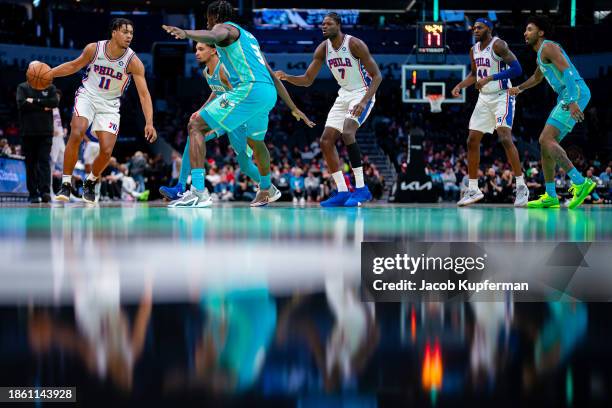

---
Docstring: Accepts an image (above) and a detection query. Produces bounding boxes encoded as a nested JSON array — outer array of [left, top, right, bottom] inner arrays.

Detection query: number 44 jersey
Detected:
[[472, 36, 511, 94]]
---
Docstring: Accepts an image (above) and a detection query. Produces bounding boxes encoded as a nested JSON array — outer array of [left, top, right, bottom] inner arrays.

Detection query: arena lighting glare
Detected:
[[571, 0, 576, 26], [32, 0, 40, 7]]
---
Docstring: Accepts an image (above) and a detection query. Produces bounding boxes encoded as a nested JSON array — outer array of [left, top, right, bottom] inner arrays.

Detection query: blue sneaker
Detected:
[[320, 190, 352, 207], [344, 186, 372, 207], [159, 183, 185, 200]]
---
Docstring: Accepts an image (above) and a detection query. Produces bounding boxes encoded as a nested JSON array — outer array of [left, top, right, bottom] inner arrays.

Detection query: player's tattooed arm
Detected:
[[452, 48, 477, 97], [274, 42, 325, 87], [509, 67, 544, 96], [129, 56, 157, 143], [49, 43, 97, 79], [348, 37, 382, 117], [264, 57, 315, 128]]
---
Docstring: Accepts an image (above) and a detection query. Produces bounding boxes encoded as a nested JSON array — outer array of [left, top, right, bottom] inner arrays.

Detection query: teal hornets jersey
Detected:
[[216, 22, 273, 86], [537, 40, 583, 96], [204, 61, 231, 95]]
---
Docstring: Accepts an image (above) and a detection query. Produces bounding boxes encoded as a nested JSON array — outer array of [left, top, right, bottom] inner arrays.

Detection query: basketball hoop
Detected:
[[426, 94, 444, 113]]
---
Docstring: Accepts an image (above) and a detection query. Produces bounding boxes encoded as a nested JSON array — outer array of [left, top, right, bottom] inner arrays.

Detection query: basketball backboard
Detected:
[[401, 64, 466, 104]]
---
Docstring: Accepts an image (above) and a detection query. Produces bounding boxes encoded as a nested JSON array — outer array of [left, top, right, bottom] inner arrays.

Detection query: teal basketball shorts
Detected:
[[200, 82, 276, 152], [546, 81, 591, 140]]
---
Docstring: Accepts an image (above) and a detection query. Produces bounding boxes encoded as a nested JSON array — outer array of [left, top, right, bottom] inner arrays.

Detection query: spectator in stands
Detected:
[[304, 171, 321, 203], [290, 167, 305, 205], [599, 166, 611, 185], [483, 168, 503, 203], [526, 168, 544, 195], [129, 151, 147, 193], [119, 164, 149, 202], [365, 164, 384, 200], [16, 77, 59, 203], [441, 165, 459, 202], [0, 138, 11, 156]]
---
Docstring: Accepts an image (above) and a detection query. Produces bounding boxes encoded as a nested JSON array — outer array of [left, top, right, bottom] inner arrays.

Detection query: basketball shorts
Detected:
[[547, 81, 591, 140], [73, 88, 121, 135], [325, 87, 375, 133], [83, 141, 100, 166], [199, 82, 276, 145], [50, 135, 65, 164], [469, 91, 515, 134]]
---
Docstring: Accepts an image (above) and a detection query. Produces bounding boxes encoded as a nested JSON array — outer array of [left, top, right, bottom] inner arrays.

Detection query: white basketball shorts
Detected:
[[325, 87, 375, 133], [469, 90, 516, 134], [73, 88, 121, 135]]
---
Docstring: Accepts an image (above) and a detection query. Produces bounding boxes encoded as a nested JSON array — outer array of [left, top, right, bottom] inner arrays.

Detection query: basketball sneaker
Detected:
[[82, 179, 97, 204], [344, 186, 372, 207], [514, 184, 529, 207], [251, 184, 281, 207], [567, 178, 596, 209], [457, 188, 484, 207], [137, 190, 150, 202], [320, 190, 352, 207], [159, 183, 184, 201], [55, 182, 72, 202], [168, 187, 212, 208], [527, 193, 560, 208]]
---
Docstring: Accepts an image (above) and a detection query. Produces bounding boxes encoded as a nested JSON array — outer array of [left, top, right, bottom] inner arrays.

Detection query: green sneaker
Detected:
[[567, 179, 596, 209], [138, 190, 150, 202], [527, 193, 560, 208]]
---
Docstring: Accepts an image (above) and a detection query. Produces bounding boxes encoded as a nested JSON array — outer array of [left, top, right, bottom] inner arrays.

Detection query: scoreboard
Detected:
[[417, 22, 446, 54]]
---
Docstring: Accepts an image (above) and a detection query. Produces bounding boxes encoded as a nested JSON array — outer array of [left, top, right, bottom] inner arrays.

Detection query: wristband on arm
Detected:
[[492, 60, 522, 81]]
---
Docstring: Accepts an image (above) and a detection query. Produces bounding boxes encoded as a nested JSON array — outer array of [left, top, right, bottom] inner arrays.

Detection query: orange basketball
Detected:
[[26, 61, 52, 90]]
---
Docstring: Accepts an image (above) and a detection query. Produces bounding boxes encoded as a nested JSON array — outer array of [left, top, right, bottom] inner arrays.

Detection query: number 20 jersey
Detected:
[[472, 37, 511, 94], [80, 40, 135, 100]]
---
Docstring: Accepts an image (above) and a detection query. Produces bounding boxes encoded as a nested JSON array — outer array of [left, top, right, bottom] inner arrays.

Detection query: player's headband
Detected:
[[475, 18, 493, 29]]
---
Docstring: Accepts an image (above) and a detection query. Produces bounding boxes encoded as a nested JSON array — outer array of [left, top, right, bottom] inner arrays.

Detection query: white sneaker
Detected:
[[293, 197, 298, 205], [299, 197, 306, 206], [457, 188, 484, 207], [514, 184, 529, 207], [269, 184, 282, 203], [168, 187, 213, 208]]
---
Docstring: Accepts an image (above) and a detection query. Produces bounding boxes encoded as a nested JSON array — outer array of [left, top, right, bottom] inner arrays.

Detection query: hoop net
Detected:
[[426, 94, 444, 113]]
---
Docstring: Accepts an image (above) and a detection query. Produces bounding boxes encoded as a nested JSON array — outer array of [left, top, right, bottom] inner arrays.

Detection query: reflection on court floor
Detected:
[[0, 203, 611, 405]]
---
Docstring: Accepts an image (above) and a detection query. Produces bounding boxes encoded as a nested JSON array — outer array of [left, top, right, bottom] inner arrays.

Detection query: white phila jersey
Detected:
[[472, 37, 511, 94], [80, 40, 136, 100], [325, 34, 372, 92]]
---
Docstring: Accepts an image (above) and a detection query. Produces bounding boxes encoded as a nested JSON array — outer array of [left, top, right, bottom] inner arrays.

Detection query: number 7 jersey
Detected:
[[80, 40, 135, 100], [326, 34, 372, 92], [472, 37, 511, 94]]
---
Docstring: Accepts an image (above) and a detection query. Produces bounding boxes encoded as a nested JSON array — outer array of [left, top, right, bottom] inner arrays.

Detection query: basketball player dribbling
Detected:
[[452, 18, 529, 207], [509, 16, 594, 209], [49, 18, 157, 204], [275, 12, 382, 207]]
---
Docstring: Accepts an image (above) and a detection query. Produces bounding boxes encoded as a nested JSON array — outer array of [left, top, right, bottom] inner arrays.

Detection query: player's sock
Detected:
[[568, 168, 585, 185], [191, 168, 205, 191], [260, 173, 271, 190], [62, 175, 71, 184], [469, 179, 478, 190], [545, 182, 557, 198], [178, 139, 191, 188], [593, 191, 601, 200], [332, 171, 349, 192], [237, 151, 261, 183], [353, 166, 365, 188], [87, 173, 98, 182], [515, 175, 526, 187]]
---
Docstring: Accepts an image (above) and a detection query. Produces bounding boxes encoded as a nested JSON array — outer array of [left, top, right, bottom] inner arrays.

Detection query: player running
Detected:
[[509, 16, 594, 209]]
